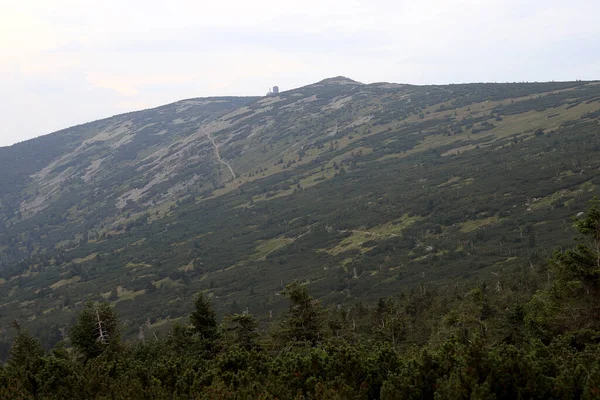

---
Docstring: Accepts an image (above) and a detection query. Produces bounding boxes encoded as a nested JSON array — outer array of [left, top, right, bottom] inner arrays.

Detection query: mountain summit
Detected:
[[315, 76, 363, 85]]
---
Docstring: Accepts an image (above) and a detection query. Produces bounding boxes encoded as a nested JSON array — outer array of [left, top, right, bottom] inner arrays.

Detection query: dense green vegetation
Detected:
[[2, 200, 600, 399], [0, 77, 600, 361]]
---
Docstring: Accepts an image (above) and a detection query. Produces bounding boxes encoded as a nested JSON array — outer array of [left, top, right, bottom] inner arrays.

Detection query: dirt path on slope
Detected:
[[202, 129, 236, 181]]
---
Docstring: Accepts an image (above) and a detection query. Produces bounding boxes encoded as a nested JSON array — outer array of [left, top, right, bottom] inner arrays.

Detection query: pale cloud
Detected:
[[0, 0, 599, 147]]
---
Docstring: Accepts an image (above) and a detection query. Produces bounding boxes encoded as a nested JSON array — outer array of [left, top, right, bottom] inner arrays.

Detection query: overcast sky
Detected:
[[1, 0, 599, 147]]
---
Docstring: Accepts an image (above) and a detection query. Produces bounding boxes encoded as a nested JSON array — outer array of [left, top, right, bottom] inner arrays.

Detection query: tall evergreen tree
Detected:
[[190, 292, 218, 340], [6, 322, 44, 397], [8, 322, 44, 371], [278, 281, 324, 344], [70, 301, 121, 360]]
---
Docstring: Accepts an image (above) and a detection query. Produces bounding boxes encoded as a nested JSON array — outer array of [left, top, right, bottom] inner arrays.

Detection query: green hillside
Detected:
[[3, 201, 600, 398], [1, 77, 600, 352]]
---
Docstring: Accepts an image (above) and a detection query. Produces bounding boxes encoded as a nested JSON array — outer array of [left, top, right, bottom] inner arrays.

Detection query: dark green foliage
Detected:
[[558, 198, 600, 281], [223, 313, 259, 349], [4, 203, 600, 398], [190, 293, 218, 340], [2, 324, 45, 398], [277, 281, 324, 345], [70, 301, 121, 360], [526, 199, 600, 339], [8, 325, 44, 372]]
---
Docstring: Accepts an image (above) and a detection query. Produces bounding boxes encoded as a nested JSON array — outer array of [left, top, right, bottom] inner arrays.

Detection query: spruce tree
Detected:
[[279, 281, 324, 344], [190, 292, 218, 340], [70, 301, 121, 360], [7, 322, 44, 397], [8, 322, 44, 371]]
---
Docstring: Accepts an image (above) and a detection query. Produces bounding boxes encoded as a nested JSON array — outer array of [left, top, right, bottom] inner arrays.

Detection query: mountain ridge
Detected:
[[1, 77, 600, 348]]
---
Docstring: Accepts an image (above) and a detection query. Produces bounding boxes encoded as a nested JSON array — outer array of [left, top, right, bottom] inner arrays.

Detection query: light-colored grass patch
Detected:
[[530, 189, 572, 210], [50, 276, 81, 290], [437, 177, 476, 189], [326, 233, 374, 256], [72, 253, 98, 264], [438, 176, 461, 187], [251, 237, 293, 261], [114, 286, 146, 302], [326, 214, 421, 255], [178, 262, 194, 272], [460, 216, 500, 233], [125, 262, 152, 269], [371, 214, 422, 236], [153, 277, 179, 288], [324, 231, 376, 256]]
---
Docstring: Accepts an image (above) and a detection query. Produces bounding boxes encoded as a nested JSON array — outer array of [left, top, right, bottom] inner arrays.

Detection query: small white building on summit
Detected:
[[266, 86, 280, 96]]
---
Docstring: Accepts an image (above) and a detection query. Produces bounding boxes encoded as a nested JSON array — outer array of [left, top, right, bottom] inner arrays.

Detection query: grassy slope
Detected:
[[0, 78, 599, 347]]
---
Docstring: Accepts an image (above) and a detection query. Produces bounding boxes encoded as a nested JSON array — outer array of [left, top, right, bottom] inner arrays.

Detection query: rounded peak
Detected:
[[316, 76, 363, 85]]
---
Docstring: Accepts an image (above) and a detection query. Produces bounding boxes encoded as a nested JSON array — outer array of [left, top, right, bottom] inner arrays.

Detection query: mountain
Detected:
[[1, 77, 600, 348]]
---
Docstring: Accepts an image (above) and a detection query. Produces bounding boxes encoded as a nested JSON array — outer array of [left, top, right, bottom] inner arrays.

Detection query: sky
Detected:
[[1, 0, 599, 147]]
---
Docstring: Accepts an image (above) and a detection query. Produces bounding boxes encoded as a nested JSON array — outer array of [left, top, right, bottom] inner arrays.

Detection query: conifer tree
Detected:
[[6, 322, 44, 397], [279, 281, 324, 344], [224, 313, 258, 349], [8, 322, 44, 371], [190, 292, 218, 340], [70, 301, 120, 360]]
